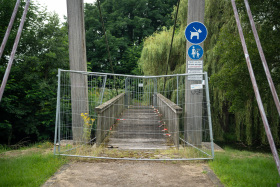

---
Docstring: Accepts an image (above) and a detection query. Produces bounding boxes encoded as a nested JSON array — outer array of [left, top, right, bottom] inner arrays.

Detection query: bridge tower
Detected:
[[185, 0, 205, 147], [66, 0, 89, 143]]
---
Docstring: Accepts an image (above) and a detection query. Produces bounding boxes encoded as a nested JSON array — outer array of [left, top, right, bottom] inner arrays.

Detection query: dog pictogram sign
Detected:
[[185, 22, 207, 44]]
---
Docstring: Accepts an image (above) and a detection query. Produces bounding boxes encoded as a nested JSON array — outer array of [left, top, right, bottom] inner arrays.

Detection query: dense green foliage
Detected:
[[209, 147, 280, 186], [0, 0, 178, 146], [1, 0, 279, 148], [139, 0, 280, 146], [0, 0, 69, 145], [84, 0, 177, 74], [204, 0, 280, 145], [139, 0, 187, 75]]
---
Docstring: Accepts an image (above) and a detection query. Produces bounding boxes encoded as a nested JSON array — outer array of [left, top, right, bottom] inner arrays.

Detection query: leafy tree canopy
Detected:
[[0, 0, 69, 145], [139, 0, 280, 146], [84, 0, 177, 74]]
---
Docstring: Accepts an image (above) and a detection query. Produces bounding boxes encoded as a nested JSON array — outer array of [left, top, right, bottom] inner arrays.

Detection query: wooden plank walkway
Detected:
[[108, 106, 173, 150]]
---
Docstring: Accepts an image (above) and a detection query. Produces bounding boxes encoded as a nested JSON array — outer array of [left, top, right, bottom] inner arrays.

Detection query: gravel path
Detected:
[[43, 161, 223, 187]]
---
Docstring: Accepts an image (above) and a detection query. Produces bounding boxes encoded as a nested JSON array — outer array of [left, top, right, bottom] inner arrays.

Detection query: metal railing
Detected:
[[54, 69, 214, 160]]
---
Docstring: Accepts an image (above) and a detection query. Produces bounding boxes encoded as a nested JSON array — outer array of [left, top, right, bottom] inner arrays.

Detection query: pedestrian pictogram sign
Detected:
[[185, 22, 207, 44], [188, 45, 203, 60]]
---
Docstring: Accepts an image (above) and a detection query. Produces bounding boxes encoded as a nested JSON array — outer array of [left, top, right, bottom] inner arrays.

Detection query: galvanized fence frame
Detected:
[[54, 69, 214, 161]]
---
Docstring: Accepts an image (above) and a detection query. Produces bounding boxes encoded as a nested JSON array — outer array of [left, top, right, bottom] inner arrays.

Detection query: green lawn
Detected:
[[209, 147, 280, 186], [1, 143, 280, 186], [0, 143, 67, 187]]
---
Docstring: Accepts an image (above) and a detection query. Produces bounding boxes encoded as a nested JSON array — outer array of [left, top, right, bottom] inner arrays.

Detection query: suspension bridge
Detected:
[[0, 0, 279, 176]]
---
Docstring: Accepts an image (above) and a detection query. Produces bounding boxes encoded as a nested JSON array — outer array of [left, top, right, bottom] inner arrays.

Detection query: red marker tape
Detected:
[[164, 134, 171, 137]]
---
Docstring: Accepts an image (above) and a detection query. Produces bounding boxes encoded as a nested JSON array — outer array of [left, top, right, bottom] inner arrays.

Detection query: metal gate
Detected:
[[54, 69, 214, 160]]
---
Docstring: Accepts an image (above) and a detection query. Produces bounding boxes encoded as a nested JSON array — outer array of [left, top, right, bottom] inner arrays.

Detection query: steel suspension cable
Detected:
[[244, 0, 280, 117], [163, 0, 181, 92], [97, 0, 119, 95], [0, 0, 21, 60], [231, 0, 280, 176], [97, 0, 114, 74], [0, 0, 31, 102]]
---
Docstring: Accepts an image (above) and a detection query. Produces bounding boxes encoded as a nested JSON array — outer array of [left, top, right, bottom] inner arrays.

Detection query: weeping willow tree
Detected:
[[138, 0, 188, 104], [139, 0, 188, 76], [204, 0, 280, 146], [139, 0, 280, 146]]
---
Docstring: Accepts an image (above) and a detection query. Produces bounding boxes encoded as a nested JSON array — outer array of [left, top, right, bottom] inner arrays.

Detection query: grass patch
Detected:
[[209, 147, 280, 186], [0, 143, 68, 187]]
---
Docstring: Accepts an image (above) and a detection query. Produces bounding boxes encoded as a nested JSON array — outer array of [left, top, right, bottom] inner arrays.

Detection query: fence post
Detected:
[[125, 77, 129, 107], [96, 113, 102, 146], [177, 75, 179, 105], [174, 113, 179, 149], [153, 78, 157, 107], [204, 72, 214, 158], [54, 69, 61, 154], [99, 75, 107, 105]]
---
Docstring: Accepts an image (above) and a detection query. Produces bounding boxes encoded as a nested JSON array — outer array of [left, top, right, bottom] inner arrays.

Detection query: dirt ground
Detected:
[[43, 161, 223, 187]]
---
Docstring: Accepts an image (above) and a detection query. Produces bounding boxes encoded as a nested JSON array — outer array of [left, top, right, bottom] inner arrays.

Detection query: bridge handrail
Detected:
[[95, 93, 125, 113], [156, 93, 182, 114], [155, 93, 182, 149], [95, 93, 125, 146]]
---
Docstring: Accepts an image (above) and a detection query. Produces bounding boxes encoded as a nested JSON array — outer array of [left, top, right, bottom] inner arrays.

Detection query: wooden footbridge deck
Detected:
[[109, 106, 172, 149], [95, 93, 182, 150]]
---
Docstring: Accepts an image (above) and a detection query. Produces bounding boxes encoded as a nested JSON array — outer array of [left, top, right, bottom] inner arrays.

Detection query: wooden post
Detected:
[[174, 113, 180, 149], [67, 0, 89, 144], [184, 0, 205, 147]]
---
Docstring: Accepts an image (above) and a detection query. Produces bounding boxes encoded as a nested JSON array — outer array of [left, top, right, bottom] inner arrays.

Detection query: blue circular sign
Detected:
[[188, 45, 203, 60], [185, 21, 207, 44]]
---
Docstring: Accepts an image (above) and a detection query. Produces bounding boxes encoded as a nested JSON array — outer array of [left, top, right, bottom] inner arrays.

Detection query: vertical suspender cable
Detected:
[[0, 0, 31, 102], [231, 0, 280, 176], [97, 0, 118, 95], [163, 0, 181, 92], [0, 0, 21, 60], [244, 0, 280, 117], [97, 0, 114, 74]]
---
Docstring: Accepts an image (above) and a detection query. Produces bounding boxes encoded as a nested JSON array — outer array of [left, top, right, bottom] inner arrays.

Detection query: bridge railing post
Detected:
[[153, 78, 157, 107], [125, 77, 129, 107]]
